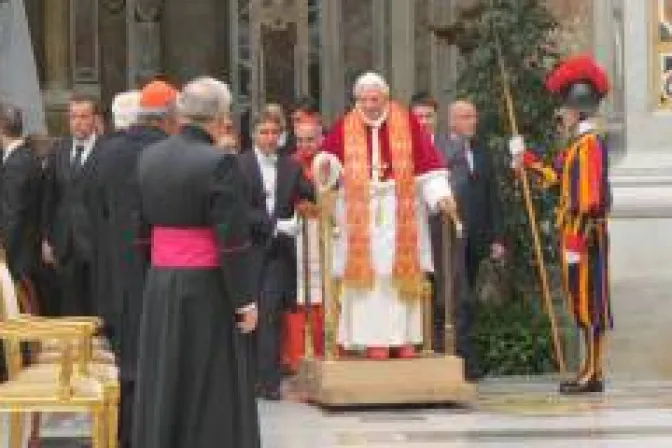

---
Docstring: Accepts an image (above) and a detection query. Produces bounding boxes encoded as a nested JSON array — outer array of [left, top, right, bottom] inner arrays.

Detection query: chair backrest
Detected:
[[0, 261, 20, 320]]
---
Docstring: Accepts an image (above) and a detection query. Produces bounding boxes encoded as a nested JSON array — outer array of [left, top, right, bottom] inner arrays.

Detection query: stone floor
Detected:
[[6, 379, 672, 447]]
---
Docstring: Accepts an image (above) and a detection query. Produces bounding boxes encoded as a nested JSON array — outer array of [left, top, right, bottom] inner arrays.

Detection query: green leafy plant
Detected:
[[471, 299, 554, 376], [435, 0, 571, 375]]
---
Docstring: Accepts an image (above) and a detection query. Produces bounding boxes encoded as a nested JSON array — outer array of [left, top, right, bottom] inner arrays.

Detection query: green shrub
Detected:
[[471, 299, 555, 376], [436, 0, 571, 375]]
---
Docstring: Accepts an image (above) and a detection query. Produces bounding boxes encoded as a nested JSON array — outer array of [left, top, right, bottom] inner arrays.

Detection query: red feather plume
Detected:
[[546, 55, 610, 96]]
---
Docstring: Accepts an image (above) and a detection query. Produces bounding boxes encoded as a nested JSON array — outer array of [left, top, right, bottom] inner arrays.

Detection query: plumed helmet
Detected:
[[546, 55, 610, 114]]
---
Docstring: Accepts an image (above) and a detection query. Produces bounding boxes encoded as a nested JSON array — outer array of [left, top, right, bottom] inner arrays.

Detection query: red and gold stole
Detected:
[[342, 102, 425, 299]]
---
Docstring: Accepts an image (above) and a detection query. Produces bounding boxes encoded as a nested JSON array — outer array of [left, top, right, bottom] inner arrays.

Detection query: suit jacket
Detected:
[[41, 136, 102, 263], [237, 150, 314, 302], [0, 142, 42, 278], [434, 134, 502, 244]]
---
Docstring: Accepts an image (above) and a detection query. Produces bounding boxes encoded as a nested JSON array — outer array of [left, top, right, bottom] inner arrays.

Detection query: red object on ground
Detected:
[[280, 304, 324, 374]]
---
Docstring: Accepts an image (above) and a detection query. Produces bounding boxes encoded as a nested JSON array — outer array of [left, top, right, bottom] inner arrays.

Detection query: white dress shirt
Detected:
[[2, 138, 24, 163], [464, 140, 474, 173], [71, 133, 97, 165], [254, 147, 278, 215]]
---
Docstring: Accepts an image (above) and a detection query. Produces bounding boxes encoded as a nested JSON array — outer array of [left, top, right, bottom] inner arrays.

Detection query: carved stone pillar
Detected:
[[248, 0, 310, 114], [127, 0, 163, 87], [319, 0, 345, 124], [44, 0, 70, 91], [99, 0, 127, 109], [430, 0, 458, 129], [371, 0, 388, 75]]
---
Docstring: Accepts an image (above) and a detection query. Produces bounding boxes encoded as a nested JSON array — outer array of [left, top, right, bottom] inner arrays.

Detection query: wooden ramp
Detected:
[[296, 355, 475, 407]]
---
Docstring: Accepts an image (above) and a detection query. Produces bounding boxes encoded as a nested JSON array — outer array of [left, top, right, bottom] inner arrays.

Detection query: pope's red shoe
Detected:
[[366, 347, 390, 360], [393, 345, 416, 359]]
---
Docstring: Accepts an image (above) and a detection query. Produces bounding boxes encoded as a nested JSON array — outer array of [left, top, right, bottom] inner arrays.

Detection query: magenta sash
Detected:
[[151, 227, 219, 268]]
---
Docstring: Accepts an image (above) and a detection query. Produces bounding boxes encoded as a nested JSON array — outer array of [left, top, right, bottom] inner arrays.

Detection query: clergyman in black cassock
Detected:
[[238, 115, 315, 399], [0, 105, 42, 282], [132, 79, 260, 448]]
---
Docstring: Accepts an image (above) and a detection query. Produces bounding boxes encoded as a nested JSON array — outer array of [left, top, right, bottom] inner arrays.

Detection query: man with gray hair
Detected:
[[132, 77, 260, 448], [111, 90, 141, 131], [320, 71, 460, 360]]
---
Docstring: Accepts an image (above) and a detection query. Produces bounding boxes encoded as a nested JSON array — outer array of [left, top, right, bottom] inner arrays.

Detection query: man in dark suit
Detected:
[[412, 95, 504, 379], [237, 111, 314, 400], [0, 102, 42, 282], [41, 93, 102, 316], [445, 100, 504, 379]]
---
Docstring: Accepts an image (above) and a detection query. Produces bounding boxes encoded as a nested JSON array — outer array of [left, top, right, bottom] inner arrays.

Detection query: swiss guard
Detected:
[[510, 55, 613, 394]]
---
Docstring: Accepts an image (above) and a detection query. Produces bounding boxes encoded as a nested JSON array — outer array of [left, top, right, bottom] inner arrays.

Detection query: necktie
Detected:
[[72, 145, 85, 170]]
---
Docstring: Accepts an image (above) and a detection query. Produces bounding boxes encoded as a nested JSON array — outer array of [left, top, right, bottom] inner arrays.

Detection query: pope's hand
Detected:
[[236, 304, 258, 334], [438, 196, 457, 216], [509, 135, 526, 169], [438, 196, 464, 238]]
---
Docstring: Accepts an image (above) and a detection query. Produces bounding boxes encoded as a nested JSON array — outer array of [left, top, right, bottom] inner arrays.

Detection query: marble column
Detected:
[[319, 0, 345, 125], [388, 0, 415, 103], [604, 0, 672, 381]]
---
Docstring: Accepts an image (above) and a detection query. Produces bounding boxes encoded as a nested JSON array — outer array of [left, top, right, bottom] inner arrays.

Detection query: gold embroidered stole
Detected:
[[342, 102, 424, 299]]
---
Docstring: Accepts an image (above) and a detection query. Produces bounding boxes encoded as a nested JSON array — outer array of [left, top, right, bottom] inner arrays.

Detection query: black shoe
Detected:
[[559, 378, 604, 395], [559, 378, 578, 390]]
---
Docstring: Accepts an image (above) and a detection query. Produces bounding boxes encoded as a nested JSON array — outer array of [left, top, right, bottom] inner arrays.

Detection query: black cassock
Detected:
[[85, 125, 167, 447], [132, 125, 260, 448], [0, 142, 42, 281]]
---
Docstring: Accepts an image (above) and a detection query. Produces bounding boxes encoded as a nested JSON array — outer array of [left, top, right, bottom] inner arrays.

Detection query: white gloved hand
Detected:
[[275, 215, 299, 237], [509, 135, 526, 169], [564, 250, 581, 265], [508, 135, 526, 157]]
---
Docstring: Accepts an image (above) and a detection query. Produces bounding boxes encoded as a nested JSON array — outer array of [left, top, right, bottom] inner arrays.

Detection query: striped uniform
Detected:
[[539, 130, 613, 332]]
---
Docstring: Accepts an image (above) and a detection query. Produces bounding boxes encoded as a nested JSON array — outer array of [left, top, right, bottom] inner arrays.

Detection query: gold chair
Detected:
[[0, 261, 119, 447], [0, 322, 111, 448]]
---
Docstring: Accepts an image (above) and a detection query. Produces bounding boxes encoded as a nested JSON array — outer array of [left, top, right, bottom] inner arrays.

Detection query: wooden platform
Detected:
[[296, 355, 476, 407]]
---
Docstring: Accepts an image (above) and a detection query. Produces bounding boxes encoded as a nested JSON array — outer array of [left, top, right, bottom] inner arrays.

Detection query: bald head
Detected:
[[449, 100, 478, 138]]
